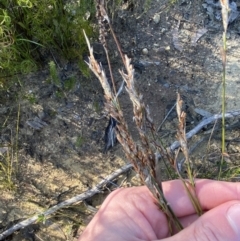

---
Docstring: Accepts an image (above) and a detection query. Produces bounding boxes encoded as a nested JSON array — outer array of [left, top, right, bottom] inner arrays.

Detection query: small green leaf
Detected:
[[17, 0, 33, 8]]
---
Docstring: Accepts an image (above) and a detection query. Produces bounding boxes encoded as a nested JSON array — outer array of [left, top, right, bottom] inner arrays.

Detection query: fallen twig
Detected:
[[157, 102, 176, 132], [170, 110, 240, 152], [178, 137, 206, 171], [0, 163, 132, 240]]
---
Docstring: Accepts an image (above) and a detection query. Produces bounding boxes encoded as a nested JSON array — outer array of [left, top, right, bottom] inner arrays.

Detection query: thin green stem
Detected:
[[218, 31, 227, 180], [15, 103, 20, 172]]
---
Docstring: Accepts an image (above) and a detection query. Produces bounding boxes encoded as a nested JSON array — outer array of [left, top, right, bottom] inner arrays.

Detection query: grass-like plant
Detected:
[[0, 145, 14, 189], [84, 30, 183, 232], [83, 0, 204, 233], [0, 104, 20, 190], [0, 0, 95, 80], [218, 0, 229, 179], [49, 61, 61, 87]]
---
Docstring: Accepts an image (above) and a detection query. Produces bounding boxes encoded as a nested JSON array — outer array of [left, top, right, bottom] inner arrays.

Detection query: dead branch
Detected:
[[0, 163, 132, 240], [170, 110, 240, 152]]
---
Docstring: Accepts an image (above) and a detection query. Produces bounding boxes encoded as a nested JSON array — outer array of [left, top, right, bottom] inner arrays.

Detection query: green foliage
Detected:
[[37, 214, 47, 224], [143, 0, 152, 12], [49, 61, 60, 87], [0, 105, 20, 190], [76, 135, 85, 147], [64, 76, 77, 91], [168, 0, 178, 5], [55, 90, 65, 98], [23, 92, 37, 104], [48, 61, 78, 97], [222, 166, 240, 180], [93, 100, 101, 113], [0, 0, 95, 78], [163, 0, 179, 11], [0, 148, 15, 190]]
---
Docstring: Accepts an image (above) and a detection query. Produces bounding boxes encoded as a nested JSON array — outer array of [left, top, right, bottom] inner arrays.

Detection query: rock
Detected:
[[160, 28, 166, 33], [163, 83, 170, 88], [153, 13, 160, 24], [142, 48, 148, 55], [26, 117, 48, 130]]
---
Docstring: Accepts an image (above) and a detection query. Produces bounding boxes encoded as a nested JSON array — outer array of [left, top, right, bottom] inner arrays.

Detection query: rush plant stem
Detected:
[[219, 31, 227, 179], [218, 0, 229, 179]]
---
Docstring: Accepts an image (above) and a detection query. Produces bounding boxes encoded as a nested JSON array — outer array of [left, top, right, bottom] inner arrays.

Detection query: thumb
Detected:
[[161, 201, 240, 241]]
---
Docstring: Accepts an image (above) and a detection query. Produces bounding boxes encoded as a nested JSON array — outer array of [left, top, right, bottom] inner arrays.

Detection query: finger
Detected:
[[158, 201, 240, 241], [162, 179, 240, 217]]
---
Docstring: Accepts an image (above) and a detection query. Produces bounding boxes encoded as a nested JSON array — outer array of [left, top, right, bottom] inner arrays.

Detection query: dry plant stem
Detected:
[[96, 0, 117, 95], [8, 149, 12, 184], [0, 164, 132, 240], [176, 94, 193, 185], [83, 28, 183, 232], [175, 158, 203, 216], [179, 175, 202, 216], [105, 47, 117, 95], [96, 0, 127, 71], [96, 0, 158, 175], [179, 137, 205, 169], [207, 118, 219, 149], [83, 31, 149, 182], [150, 175, 183, 232], [157, 102, 176, 132], [8, 130, 13, 184], [176, 93, 202, 216], [108, 22, 126, 68], [170, 110, 240, 153], [219, 0, 229, 179], [204, 118, 219, 168], [15, 103, 20, 172]]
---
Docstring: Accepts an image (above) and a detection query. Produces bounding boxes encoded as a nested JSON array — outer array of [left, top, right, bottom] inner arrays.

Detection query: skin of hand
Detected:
[[79, 179, 240, 241]]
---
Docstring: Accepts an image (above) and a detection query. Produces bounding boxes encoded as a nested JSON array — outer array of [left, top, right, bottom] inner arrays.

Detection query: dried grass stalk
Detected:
[[176, 93, 203, 216], [84, 0, 183, 232], [83, 28, 183, 232]]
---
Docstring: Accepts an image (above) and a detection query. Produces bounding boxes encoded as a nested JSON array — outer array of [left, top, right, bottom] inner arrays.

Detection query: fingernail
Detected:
[[227, 203, 240, 237]]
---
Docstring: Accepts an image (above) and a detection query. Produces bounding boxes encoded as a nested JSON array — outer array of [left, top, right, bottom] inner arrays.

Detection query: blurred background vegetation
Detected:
[[0, 0, 95, 85]]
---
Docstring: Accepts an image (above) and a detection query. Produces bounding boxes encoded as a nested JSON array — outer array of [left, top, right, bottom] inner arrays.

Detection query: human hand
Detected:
[[79, 179, 240, 241]]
